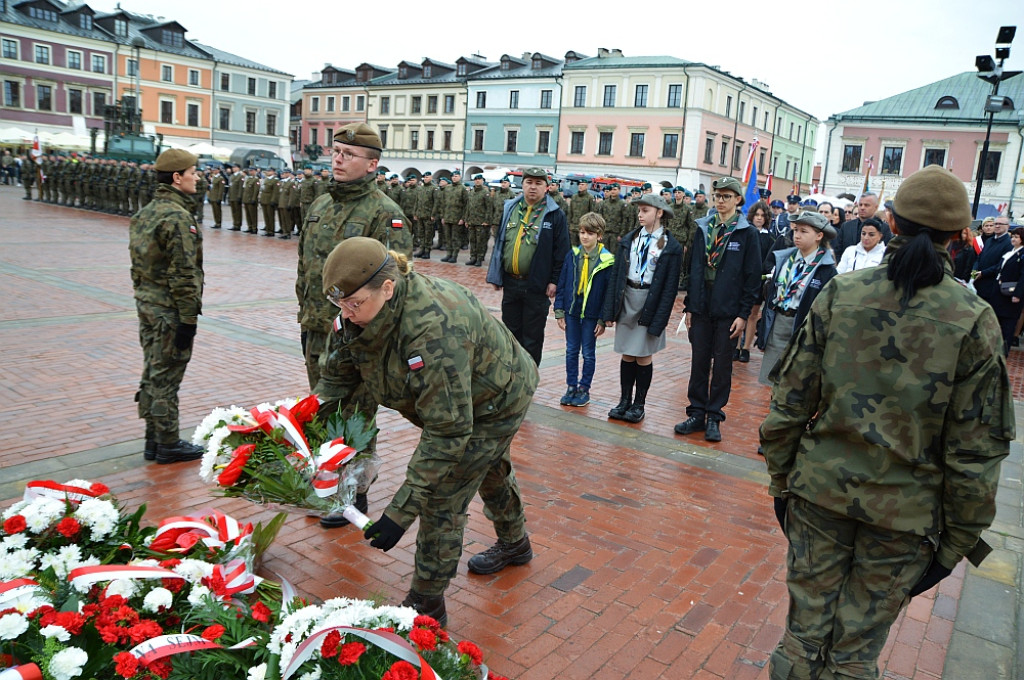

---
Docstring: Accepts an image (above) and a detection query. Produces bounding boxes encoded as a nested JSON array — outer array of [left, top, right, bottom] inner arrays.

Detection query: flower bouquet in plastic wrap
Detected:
[[194, 396, 379, 525]]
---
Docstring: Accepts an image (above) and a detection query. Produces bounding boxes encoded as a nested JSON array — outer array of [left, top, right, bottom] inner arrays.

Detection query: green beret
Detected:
[[635, 194, 674, 218], [472, 173, 484, 180], [322, 237, 390, 300], [893, 165, 972, 232], [673, 186, 686, 193], [522, 167, 547, 180], [422, 170, 432, 177], [790, 210, 835, 240], [606, 183, 619, 190], [694, 189, 705, 196], [334, 122, 383, 151], [377, 169, 386, 175], [154, 148, 198, 173]]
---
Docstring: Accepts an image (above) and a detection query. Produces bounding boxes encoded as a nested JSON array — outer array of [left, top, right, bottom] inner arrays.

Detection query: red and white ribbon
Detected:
[[129, 634, 256, 665], [282, 626, 440, 680], [0, 579, 44, 607], [0, 664, 43, 680], [208, 559, 261, 598], [311, 471, 340, 498], [227, 404, 313, 460], [310, 438, 358, 496], [68, 565, 180, 589], [154, 510, 253, 551], [23, 480, 101, 504]]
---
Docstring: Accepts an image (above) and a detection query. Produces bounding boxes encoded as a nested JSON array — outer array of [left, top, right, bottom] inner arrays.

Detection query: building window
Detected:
[[325, 128, 332, 143], [537, 130, 550, 154], [443, 130, 451, 150], [841, 144, 861, 172], [426, 130, 434, 150], [603, 85, 616, 107], [785, 160, 791, 178], [667, 84, 682, 108], [92, 91, 105, 115], [570, 131, 584, 154], [34, 45, 50, 65], [310, 128, 318, 146], [28, 6, 57, 21], [881, 146, 903, 174], [475, 91, 486, 108], [720, 140, 728, 165], [189, 69, 199, 86], [935, 96, 959, 110], [540, 89, 552, 109], [67, 51, 82, 70], [380, 96, 390, 114], [159, 100, 173, 124], [662, 133, 678, 158], [574, 85, 586, 107], [410, 130, 419, 150], [268, 81, 277, 99], [122, 93, 137, 114], [380, 129, 388, 148], [399, 65, 408, 79], [532, 57, 542, 69], [444, 94, 454, 113], [733, 144, 743, 170], [923, 148, 946, 168], [114, 18, 127, 37], [797, 125, 802, 141], [126, 58, 137, 76], [776, 117, 782, 134], [341, 96, 349, 112], [427, 95, 437, 113], [266, 113, 276, 136], [220, 73, 229, 91], [473, 129, 484, 151], [3, 81, 20, 107], [500, 60, 509, 72], [248, 77, 256, 96], [36, 84, 51, 110], [629, 133, 645, 157], [161, 65, 172, 82], [739, 101, 747, 123], [186, 102, 199, 127], [219, 107, 230, 130], [764, 111, 770, 130], [1, 39, 16, 59], [752, 105, 758, 126], [327, 96, 335, 113], [457, 63, 466, 76], [68, 88, 83, 113], [160, 29, 181, 47], [598, 132, 613, 155], [79, 13, 92, 30], [411, 96, 421, 114], [246, 111, 257, 133], [981, 151, 1001, 181], [634, 84, 648, 108], [310, 96, 319, 113], [704, 137, 714, 164], [423, 65, 431, 78], [509, 90, 519, 109], [789, 122, 794, 139], [506, 129, 518, 152], [725, 95, 732, 118]]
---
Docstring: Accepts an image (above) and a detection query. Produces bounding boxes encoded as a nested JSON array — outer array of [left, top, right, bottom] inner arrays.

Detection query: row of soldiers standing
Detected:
[[214, 166, 331, 239], [22, 153, 158, 215]]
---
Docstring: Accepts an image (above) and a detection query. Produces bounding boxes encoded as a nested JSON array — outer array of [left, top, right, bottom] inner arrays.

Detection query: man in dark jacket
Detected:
[[833, 192, 893, 259], [973, 215, 1013, 305], [487, 167, 571, 365], [675, 177, 763, 442]]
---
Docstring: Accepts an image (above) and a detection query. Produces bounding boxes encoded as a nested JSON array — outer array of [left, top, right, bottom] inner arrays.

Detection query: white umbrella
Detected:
[[0, 126, 33, 144], [48, 131, 91, 150]]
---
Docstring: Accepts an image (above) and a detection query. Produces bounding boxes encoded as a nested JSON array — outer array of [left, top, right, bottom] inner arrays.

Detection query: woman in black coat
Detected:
[[948, 225, 978, 282], [991, 227, 1024, 355]]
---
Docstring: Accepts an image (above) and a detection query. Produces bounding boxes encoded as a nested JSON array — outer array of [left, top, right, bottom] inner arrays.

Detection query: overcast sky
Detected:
[[107, 0, 1020, 123]]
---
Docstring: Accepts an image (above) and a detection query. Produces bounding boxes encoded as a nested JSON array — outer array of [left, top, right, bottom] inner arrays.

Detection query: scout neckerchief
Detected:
[[775, 248, 826, 310], [510, 201, 543, 276], [706, 213, 741, 271], [578, 245, 598, 295], [633, 227, 662, 282]]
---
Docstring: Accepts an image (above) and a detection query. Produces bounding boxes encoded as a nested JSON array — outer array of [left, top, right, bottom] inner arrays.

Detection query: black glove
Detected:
[[300, 331, 308, 355], [909, 560, 952, 597], [773, 497, 788, 533], [173, 323, 197, 350], [364, 513, 405, 551]]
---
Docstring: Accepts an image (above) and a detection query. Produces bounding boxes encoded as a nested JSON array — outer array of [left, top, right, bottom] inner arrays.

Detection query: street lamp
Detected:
[[973, 25, 1020, 218]]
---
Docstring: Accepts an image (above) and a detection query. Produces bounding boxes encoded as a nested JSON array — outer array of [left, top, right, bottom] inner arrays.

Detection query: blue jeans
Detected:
[[564, 316, 599, 389]]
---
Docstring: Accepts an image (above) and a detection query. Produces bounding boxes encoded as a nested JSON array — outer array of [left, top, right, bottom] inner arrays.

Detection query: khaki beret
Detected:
[[635, 193, 674, 219], [323, 237, 390, 300], [154, 148, 198, 173], [712, 176, 743, 196], [892, 165, 971, 232], [333, 122, 383, 152], [522, 167, 548, 180], [790, 210, 836, 240]]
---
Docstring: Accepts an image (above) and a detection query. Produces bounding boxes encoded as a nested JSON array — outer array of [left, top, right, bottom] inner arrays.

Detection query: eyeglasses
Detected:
[[332, 149, 371, 162], [712, 193, 737, 201], [326, 290, 370, 311]]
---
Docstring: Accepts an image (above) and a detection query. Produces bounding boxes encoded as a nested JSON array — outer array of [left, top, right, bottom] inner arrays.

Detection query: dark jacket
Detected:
[[835, 217, 893, 260], [991, 247, 1024, 319], [602, 226, 683, 337], [756, 247, 838, 350], [683, 212, 763, 321], [949, 241, 978, 281], [554, 245, 615, 321], [975, 233, 1013, 302], [487, 195, 570, 295]]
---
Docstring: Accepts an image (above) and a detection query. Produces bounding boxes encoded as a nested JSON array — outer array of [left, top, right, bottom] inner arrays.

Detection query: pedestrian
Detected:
[[948, 225, 979, 282], [228, 164, 245, 230], [836, 217, 885, 274], [760, 164, 1012, 680], [602, 195, 683, 423], [486, 167, 571, 365], [464, 173, 493, 267], [207, 167, 225, 228], [128, 148, 206, 465], [318, 237, 538, 628], [990, 226, 1024, 355], [554, 212, 615, 408], [439, 170, 468, 263], [735, 200, 774, 363], [567, 179, 597, 247], [259, 168, 279, 236], [241, 168, 260, 233], [971, 215, 1012, 308], [675, 177, 763, 442]]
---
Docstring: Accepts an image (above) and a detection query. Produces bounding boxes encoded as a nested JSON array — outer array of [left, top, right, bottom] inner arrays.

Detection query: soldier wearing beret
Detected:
[[241, 168, 260, 233], [692, 189, 709, 220], [568, 179, 597, 247], [413, 171, 436, 259], [597, 183, 631, 252], [128, 148, 206, 465], [463, 173, 494, 267], [258, 168, 279, 236], [761, 164, 1012, 680], [669, 186, 698, 282], [317, 237, 537, 628], [207, 167, 226, 228], [299, 167, 317, 227], [276, 168, 295, 239], [439, 170, 468, 263], [227, 165, 244, 230]]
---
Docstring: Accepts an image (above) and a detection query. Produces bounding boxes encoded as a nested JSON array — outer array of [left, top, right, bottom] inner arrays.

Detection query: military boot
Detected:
[[320, 492, 368, 529], [156, 439, 204, 464], [401, 590, 447, 628], [467, 535, 533, 575], [144, 439, 158, 462]]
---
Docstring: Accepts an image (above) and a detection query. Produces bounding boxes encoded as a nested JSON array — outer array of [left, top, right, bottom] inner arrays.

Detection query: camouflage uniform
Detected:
[[440, 178, 468, 262], [276, 175, 294, 236], [22, 155, 36, 199], [208, 172, 226, 227], [127, 164, 141, 215], [295, 171, 412, 390], [259, 172, 279, 235], [668, 200, 698, 286], [597, 193, 631, 252], [129, 184, 204, 446], [117, 162, 130, 214], [227, 169, 244, 229], [413, 179, 436, 255], [242, 171, 260, 233], [492, 186, 515, 239], [317, 270, 538, 598], [567, 188, 597, 247], [314, 172, 330, 197], [692, 199, 710, 220], [299, 171, 317, 227], [193, 173, 208, 223], [760, 242, 1013, 680], [140, 167, 156, 209], [463, 182, 493, 266]]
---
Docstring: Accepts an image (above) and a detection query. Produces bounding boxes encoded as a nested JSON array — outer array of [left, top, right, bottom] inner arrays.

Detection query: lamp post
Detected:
[[973, 26, 1019, 218]]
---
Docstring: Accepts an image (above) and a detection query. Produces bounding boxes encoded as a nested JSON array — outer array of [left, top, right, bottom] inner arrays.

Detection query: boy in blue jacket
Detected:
[[554, 213, 615, 407]]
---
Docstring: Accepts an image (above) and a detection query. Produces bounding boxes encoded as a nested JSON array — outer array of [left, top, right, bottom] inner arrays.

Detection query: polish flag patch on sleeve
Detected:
[[407, 355, 424, 371], [392, 218, 403, 229], [333, 316, 343, 333]]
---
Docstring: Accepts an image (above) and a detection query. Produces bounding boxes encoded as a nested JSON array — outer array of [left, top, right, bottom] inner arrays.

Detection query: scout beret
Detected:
[[154, 148, 198, 173], [635, 193, 674, 218], [791, 210, 836, 240], [334, 122, 383, 151], [712, 176, 743, 196], [787, 194, 801, 203], [322, 237, 390, 300], [472, 173, 484, 180], [522, 167, 547, 180], [892, 165, 972, 232]]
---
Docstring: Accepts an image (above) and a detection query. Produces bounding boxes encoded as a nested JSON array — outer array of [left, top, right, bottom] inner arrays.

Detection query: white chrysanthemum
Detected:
[[192, 405, 246, 444], [298, 668, 322, 680], [49, 646, 88, 680], [15, 594, 52, 614], [187, 584, 213, 607], [22, 497, 66, 533], [74, 498, 119, 539], [41, 624, 71, 641], [0, 547, 41, 580], [1, 533, 29, 552], [2, 499, 30, 520], [64, 479, 94, 489], [40, 544, 83, 579], [174, 558, 214, 583], [143, 587, 174, 613], [105, 578, 138, 599], [131, 558, 160, 568], [0, 612, 29, 640], [246, 663, 267, 680]]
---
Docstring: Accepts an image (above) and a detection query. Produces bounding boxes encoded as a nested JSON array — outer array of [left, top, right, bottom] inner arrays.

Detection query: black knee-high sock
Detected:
[[634, 363, 653, 404], [620, 359, 637, 402]]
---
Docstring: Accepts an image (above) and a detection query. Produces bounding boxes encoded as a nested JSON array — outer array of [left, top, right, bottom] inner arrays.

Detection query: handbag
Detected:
[[1000, 281, 1016, 296]]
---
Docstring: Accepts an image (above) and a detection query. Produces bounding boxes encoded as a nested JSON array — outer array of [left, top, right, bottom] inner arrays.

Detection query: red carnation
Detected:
[[413, 614, 440, 630], [90, 482, 110, 495], [159, 558, 182, 569], [251, 601, 272, 623], [113, 652, 140, 678], [128, 619, 162, 644], [458, 640, 483, 665], [291, 395, 321, 424], [56, 516, 81, 538], [201, 624, 226, 641], [53, 611, 86, 636], [149, 660, 173, 679], [320, 630, 341, 658], [337, 642, 366, 666], [217, 444, 255, 487], [161, 578, 184, 593], [409, 627, 438, 651], [381, 660, 419, 680], [3, 515, 26, 534]]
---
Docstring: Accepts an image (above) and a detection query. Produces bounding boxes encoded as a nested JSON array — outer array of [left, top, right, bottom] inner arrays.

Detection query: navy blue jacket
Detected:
[[756, 247, 838, 350], [554, 245, 615, 320], [486, 195, 570, 295], [601, 226, 683, 337], [683, 213, 763, 321], [975, 233, 1013, 302], [990, 247, 1024, 320]]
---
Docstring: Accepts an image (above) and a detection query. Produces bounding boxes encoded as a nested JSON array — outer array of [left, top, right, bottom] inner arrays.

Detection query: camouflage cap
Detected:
[[522, 167, 548, 180], [322, 237, 390, 299], [790, 210, 835, 240], [712, 176, 743, 196], [635, 193, 674, 218], [333, 122, 383, 151], [153, 148, 198, 173], [893, 165, 972, 232]]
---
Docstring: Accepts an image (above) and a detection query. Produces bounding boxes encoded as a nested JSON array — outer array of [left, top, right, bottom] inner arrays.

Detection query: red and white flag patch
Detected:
[[392, 218, 403, 229], [407, 355, 424, 371], [190, 225, 197, 234], [333, 316, 343, 333]]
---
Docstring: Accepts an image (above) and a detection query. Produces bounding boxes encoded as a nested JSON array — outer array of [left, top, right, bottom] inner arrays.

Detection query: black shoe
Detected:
[[472, 259, 483, 267], [320, 492, 368, 528], [448, 254, 458, 264], [559, 386, 577, 406], [440, 255, 451, 263], [621, 403, 645, 423], [211, 224, 221, 229], [262, 232, 275, 237], [465, 258, 476, 266], [738, 349, 750, 363], [608, 398, 632, 420], [278, 234, 290, 239], [705, 420, 722, 442], [467, 536, 533, 575], [231, 226, 242, 231], [144, 439, 158, 462], [421, 251, 430, 260], [401, 590, 447, 628], [674, 416, 706, 435], [733, 348, 741, 360], [155, 439, 204, 464]]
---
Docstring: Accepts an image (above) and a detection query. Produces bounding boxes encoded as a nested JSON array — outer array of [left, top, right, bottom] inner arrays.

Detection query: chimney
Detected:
[[522, 52, 531, 61], [598, 47, 609, 58], [611, 49, 623, 57]]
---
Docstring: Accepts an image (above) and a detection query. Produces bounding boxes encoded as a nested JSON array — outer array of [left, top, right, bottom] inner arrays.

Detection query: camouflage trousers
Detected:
[[194, 197, 205, 224], [569, 226, 580, 248], [603, 231, 621, 252], [135, 301, 194, 444], [468, 224, 490, 262], [770, 496, 932, 680], [411, 409, 529, 597], [415, 217, 434, 250], [448, 223, 467, 256], [440, 221, 454, 252]]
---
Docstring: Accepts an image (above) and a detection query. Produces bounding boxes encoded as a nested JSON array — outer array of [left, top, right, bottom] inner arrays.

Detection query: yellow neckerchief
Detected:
[[511, 203, 541, 276], [578, 244, 598, 294]]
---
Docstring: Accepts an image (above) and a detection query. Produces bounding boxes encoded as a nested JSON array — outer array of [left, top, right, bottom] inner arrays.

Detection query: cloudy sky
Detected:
[[107, 0, 1020, 123]]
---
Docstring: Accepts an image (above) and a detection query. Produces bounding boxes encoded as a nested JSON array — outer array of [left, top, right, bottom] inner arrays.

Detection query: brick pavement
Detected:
[[0, 185, 1020, 679]]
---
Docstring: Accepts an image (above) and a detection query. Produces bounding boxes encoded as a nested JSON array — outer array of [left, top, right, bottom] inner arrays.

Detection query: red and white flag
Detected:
[[30, 134, 42, 159]]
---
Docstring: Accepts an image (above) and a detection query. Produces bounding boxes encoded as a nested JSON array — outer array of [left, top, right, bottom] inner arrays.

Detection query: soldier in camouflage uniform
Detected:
[[668, 185, 699, 289], [440, 171, 468, 263], [760, 165, 1013, 680], [547, 180, 567, 214], [399, 175, 419, 250], [207, 168, 225, 228], [692, 189, 709, 220], [259, 168, 279, 236], [299, 167, 317, 227], [21, 153, 37, 200], [115, 161, 130, 215], [597, 183, 631, 252], [242, 168, 260, 233], [192, 169, 208, 224], [491, 176, 515, 238], [567, 179, 597, 247], [276, 168, 295, 238], [413, 171, 436, 258], [140, 164, 156, 209], [433, 177, 449, 251], [314, 168, 330, 197], [128, 148, 206, 465], [227, 165, 244, 230], [126, 162, 141, 215], [318, 236, 537, 628], [463, 174, 493, 267]]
